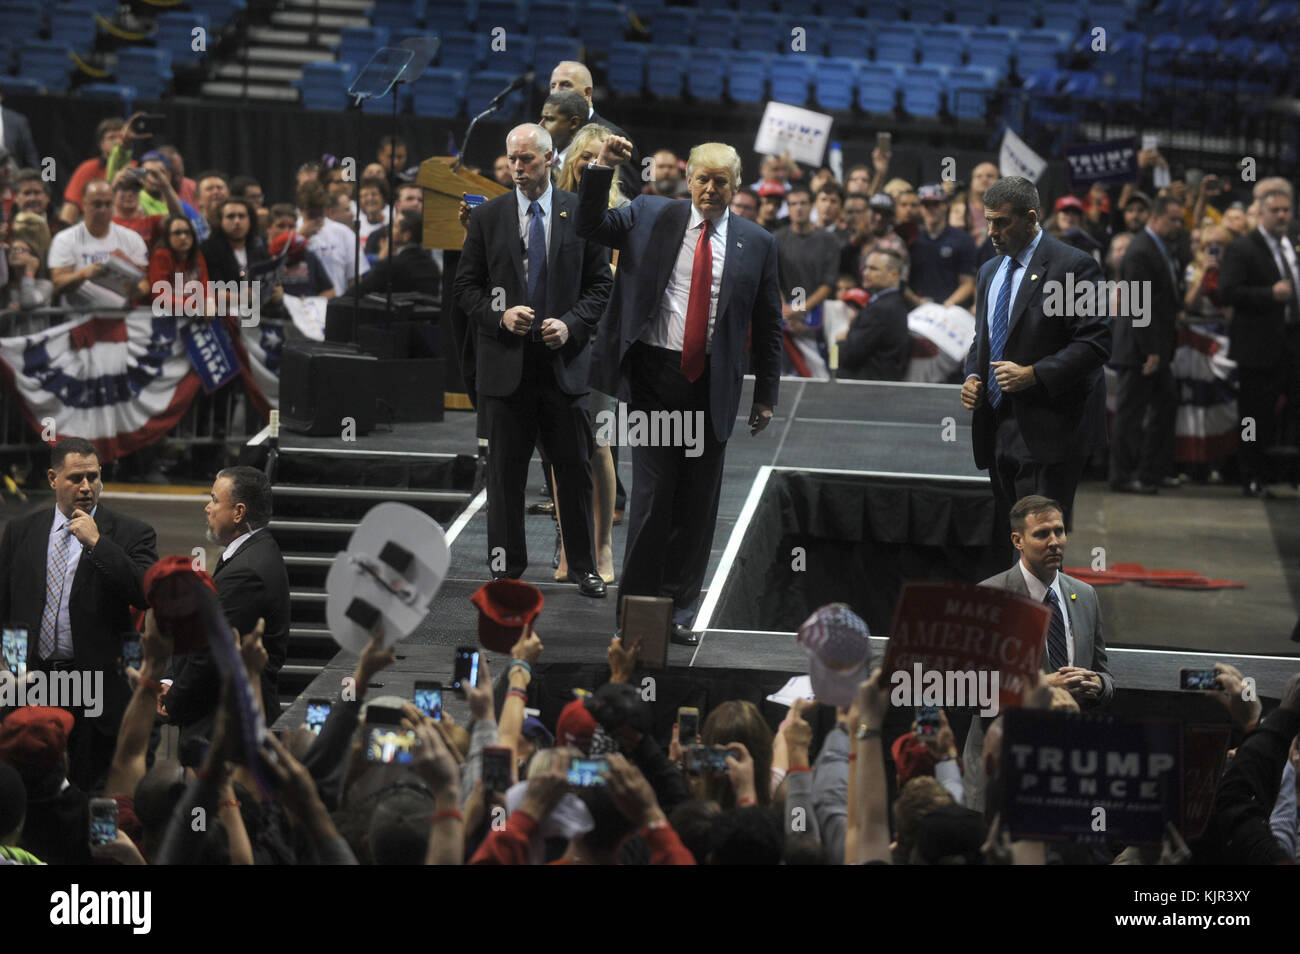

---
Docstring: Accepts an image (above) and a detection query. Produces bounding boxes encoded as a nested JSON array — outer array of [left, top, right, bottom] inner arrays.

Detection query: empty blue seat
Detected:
[[814, 56, 858, 110], [425, 0, 471, 30], [818, 0, 863, 17], [438, 30, 486, 72], [688, 48, 728, 99], [952, 0, 993, 25], [476, 0, 522, 30], [968, 26, 1015, 77], [902, 63, 944, 115], [0, 0, 45, 41], [856, 62, 899, 112], [49, 5, 97, 50], [769, 55, 813, 104], [372, 0, 425, 30], [336, 25, 389, 69], [80, 83, 136, 109], [737, 12, 784, 53], [922, 24, 968, 63], [466, 68, 524, 119], [528, 0, 575, 36], [651, 7, 695, 46], [644, 45, 688, 98], [828, 17, 873, 58], [534, 36, 582, 75], [607, 41, 645, 95], [865, 0, 904, 19], [188, 0, 245, 28], [908, 0, 948, 24], [1017, 28, 1066, 75], [410, 67, 465, 117], [115, 47, 171, 99], [874, 23, 918, 65], [1256, 0, 1298, 35], [796, 16, 832, 55], [694, 10, 738, 48], [727, 52, 769, 102], [299, 61, 352, 110], [156, 11, 209, 65], [946, 65, 995, 118], [578, 2, 627, 50], [1039, 0, 1080, 33], [18, 41, 73, 91], [0, 76, 46, 95]]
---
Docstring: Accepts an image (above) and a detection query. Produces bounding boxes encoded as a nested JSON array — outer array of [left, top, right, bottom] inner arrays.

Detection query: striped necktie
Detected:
[[986, 256, 1020, 409], [38, 525, 73, 659], [1044, 588, 1069, 671]]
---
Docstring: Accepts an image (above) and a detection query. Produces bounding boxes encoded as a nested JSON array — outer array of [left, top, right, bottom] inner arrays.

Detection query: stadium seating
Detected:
[[687, 50, 728, 100], [645, 45, 689, 98], [156, 12, 210, 66], [49, 4, 98, 51], [410, 67, 465, 117], [18, 41, 73, 92], [769, 55, 813, 104], [828, 18, 874, 59], [466, 68, 526, 119], [299, 61, 353, 111], [438, 30, 487, 73], [813, 56, 859, 111], [116, 48, 172, 100], [79, 83, 136, 110], [902, 64, 945, 116], [607, 42, 646, 97], [874, 23, 919, 66], [946, 65, 997, 119], [856, 62, 900, 114], [727, 52, 769, 103]]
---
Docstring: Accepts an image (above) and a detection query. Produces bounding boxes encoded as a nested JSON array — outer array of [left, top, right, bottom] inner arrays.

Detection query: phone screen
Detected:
[[2, 627, 27, 674], [482, 745, 512, 791], [677, 707, 700, 744], [453, 647, 480, 692], [366, 726, 417, 764], [306, 699, 332, 734], [89, 799, 118, 846], [877, 131, 892, 152], [121, 635, 142, 671], [1180, 668, 1219, 690], [567, 758, 609, 787], [414, 682, 443, 721], [684, 745, 730, 775], [916, 706, 940, 736]]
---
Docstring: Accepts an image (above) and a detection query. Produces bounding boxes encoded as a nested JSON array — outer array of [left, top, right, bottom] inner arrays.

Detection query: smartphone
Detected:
[[683, 744, 731, 776], [121, 633, 142, 672], [463, 193, 486, 207], [567, 757, 609, 787], [306, 698, 332, 735], [1141, 133, 1158, 153], [2, 626, 27, 675], [366, 725, 418, 764], [482, 745, 513, 791], [916, 706, 940, 736], [413, 680, 443, 721], [677, 706, 700, 745], [1180, 668, 1219, 690], [452, 646, 480, 693], [876, 131, 892, 153], [364, 704, 406, 726], [89, 797, 118, 846], [131, 113, 165, 134]]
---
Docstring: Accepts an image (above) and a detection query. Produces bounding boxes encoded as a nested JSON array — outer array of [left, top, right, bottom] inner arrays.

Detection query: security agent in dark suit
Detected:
[[162, 466, 290, 743], [1109, 195, 1185, 494], [549, 60, 642, 203], [453, 123, 613, 597], [960, 494, 1115, 812], [577, 135, 783, 644], [0, 100, 40, 170], [960, 177, 1110, 549], [1219, 187, 1300, 498], [836, 248, 912, 381], [0, 437, 157, 792]]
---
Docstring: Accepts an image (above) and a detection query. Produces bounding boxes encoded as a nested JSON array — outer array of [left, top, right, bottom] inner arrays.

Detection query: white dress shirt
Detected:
[[642, 206, 729, 352], [221, 526, 261, 563], [1017, 560, 1073, 666], [45, 507, 95, 659]]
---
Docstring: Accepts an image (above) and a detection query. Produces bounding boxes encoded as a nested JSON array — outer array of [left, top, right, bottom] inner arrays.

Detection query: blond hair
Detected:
[[558, 123, 623, 208], [883, 177, 914, 200], [686, 143, 742, 192]]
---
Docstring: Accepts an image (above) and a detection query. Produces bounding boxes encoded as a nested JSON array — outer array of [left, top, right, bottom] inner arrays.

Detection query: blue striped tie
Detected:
[[986, 256, 1021, 409], [1044, 588, 1069, 672]]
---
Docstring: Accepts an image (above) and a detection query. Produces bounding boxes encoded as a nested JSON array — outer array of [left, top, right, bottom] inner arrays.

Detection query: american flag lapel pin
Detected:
[[1031, 273, 1038, 281], [559, 210, 567, 218]]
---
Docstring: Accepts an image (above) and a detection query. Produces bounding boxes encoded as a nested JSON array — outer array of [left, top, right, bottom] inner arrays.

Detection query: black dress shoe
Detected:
[[1113, 479, 1159, 494], [671, 623, 699, 646], [568, 570, 606, 598], [527, 499, 555, 515]]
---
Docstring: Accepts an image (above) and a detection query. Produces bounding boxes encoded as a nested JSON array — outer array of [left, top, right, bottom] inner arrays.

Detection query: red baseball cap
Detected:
[[0, 706, 74, 774], [144, 555, 219, 655], [1054, 195, 1085, 213], [757, 179, 787, 198], [470, 579, 544, 653], [555, 699, 598, 755], [891, 731, 937, 786]]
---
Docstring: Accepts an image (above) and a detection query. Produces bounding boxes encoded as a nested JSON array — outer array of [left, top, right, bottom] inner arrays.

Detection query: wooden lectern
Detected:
[[418, 156, 508, 250], [418, 157, 507, 412]]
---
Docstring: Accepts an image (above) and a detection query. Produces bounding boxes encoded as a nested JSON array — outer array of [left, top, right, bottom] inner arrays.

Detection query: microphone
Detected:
[[489, 71, 533, 106]]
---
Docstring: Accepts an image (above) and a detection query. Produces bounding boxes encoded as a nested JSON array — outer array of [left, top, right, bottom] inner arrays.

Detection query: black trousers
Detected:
[[1108, 362, 1178, 485], [618, 343, 727, 628], [988, 401, 1087, 564], [483, 342, 595, 578], [1237, 364, 1284, 487], [37, 658, 116, 794]]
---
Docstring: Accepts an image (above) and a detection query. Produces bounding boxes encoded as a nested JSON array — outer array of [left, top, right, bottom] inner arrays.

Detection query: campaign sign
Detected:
[[753, 102, 833, 168], [1064, 137, 1139, 190], [883, 581, 1050, 709], [181, 318, 241, 393], [1001, 708, 1181, 846]]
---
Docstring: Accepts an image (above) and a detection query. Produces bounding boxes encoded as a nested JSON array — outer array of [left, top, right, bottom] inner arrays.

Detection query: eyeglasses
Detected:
[[168, 229, 193, 237]]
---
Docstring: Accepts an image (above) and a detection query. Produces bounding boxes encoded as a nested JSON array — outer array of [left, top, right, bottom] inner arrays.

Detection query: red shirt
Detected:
[[63, 157, 109, 211], [148, 246, 210, 315], [114, 212, 166, 249], [470, 810, 696, 865]]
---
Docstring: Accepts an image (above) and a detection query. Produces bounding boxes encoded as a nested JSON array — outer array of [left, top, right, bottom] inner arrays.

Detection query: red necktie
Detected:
[[681, 220, 713, 382]]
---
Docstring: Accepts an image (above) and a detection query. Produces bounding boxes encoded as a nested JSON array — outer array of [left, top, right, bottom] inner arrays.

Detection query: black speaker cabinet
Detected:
[[279, 341, 381, 436]]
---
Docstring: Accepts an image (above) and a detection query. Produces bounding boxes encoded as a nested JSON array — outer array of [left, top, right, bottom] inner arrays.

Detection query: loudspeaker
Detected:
[[325, 292, 439, 344], [280, 341, 381, 436]]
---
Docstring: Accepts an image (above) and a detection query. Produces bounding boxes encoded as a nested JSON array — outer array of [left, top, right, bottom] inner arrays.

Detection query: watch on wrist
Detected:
[[854, 724, 882, 741]]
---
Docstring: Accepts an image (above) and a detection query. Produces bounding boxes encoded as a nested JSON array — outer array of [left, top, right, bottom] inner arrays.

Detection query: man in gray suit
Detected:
[[961, 493, 1115, 811]]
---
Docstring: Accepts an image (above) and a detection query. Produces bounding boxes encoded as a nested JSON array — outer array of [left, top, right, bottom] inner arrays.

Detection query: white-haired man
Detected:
[[577, 136, 783, 644]]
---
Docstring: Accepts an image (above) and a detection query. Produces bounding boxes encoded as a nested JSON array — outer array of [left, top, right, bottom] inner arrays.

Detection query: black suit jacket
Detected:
[[589, 110, 642, 203], [352, 244, 441, 298], [1112, 228, 1180, 366], [164, 529, 291, 741], [0, 505, 156, 728], [1, 106, 39, 170], [837, 287, 911, 381], [453, 186, 612, 398], [1219, 228, 1293, 369], [963, 232, 1111, 468], [577, 164, 783, 442]]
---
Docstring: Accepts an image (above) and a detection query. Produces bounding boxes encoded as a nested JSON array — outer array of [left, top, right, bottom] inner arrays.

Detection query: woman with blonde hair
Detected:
[[4, 212, 54, 313], [556, 123, 627, 210]]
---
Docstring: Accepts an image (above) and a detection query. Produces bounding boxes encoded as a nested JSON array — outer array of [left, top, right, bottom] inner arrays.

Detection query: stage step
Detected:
[[273, 484, 471, 504], [289, 626, 337, 655], [215, 63, 303, 84], [269, 518, 359, 533], [285, 0, 371, 12], [271, 9, 370, 30], [200, 80, 300, 102], [247, 25, 341, 47]]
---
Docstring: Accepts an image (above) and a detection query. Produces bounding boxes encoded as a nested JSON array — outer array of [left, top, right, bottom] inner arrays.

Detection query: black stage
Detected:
[[276, 377, 1300, 731]]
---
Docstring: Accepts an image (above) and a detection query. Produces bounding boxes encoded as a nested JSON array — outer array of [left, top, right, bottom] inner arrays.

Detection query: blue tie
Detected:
[[986, 256, 1020, 409], [1044, 588, 1069, 672], [527, 200, 547, 332]]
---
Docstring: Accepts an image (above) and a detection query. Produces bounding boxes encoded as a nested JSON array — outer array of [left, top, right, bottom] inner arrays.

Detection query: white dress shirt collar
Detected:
[[222, 526, 260, 562], [516, 184, 553, 221]]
